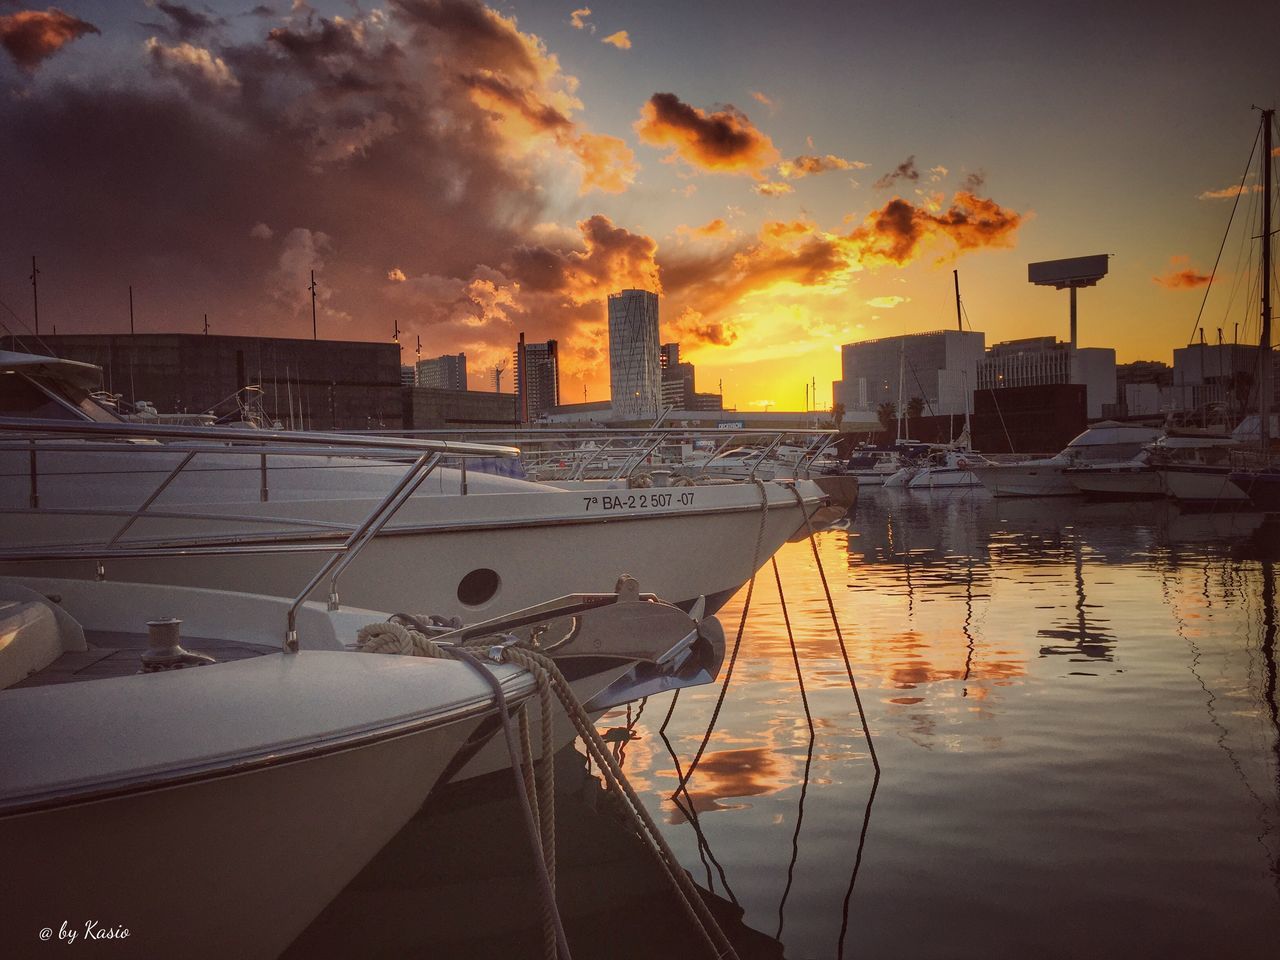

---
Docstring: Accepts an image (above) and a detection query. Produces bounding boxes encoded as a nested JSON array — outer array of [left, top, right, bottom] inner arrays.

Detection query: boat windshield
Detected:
[[0, 372, 121, 423]]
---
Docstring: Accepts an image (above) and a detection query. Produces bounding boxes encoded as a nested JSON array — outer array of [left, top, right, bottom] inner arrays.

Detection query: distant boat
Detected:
[[970, 422, 1162, 497]]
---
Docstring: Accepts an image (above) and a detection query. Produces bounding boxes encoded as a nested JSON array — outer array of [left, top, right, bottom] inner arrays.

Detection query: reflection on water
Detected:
[[294, 490, 1280, 959]]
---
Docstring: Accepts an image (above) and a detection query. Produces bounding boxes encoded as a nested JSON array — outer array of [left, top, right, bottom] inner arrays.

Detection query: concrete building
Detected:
[[977, 337, 1116, 419], [400, 365, 416, 388], [1170, 342, 1278, 413], [607, 289, 661, 420], [417, 353, 467, 391], [402, 386, 516, 429], [514, 333, 559, 422], [8, 333, 402, 429], [833, 329, 985, 417]]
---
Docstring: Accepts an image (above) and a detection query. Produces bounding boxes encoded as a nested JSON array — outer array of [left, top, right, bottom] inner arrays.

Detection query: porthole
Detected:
[[458, 568, 500, 606]]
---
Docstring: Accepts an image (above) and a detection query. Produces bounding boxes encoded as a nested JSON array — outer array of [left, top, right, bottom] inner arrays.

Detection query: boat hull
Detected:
[[1228, 470, 1280, 511], [1066, 467, 1164, 500], [0, 482, 824, 622], [971, 464, 1077, 497], [1157, 465, 1249, 503]]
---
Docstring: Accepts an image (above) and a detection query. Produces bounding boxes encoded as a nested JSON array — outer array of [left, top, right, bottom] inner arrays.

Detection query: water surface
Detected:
[[295, 489, 1280, 959]]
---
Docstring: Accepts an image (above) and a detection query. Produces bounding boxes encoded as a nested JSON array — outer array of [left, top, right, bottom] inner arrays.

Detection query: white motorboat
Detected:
[[1149, 429, 1252, 504], [0, 577, 537, 960], [0, 353, 828, 619], [907, 450, 991, 489], [1064, 450, 1164, 499], [971, 422, 1163, 497]]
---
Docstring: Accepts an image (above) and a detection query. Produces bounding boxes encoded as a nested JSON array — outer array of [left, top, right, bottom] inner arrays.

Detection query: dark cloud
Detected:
[[143, 2, 224, 42], [960, 169, 986, 192], [872, 155, 920, 190], [0, 7, 99, 70], [634, 92, 778, 176]]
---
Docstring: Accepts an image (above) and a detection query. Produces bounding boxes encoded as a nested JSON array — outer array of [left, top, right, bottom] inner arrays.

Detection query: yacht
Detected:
[[0, 576, 538, 960], [907, 450, 992, 489], [1065, 449, 1163, 499], [970, 422, 1162, 497], [0, 351, 828, 620]]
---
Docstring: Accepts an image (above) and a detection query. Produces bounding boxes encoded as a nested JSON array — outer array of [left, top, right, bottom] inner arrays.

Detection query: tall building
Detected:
[[977, 337, 1116, 418], [833, 329, 985, 417], [607, 289, 661, 420], [416, 353, 467, 391], [399, 365, 416, 388], [515, 333, 560, 422]]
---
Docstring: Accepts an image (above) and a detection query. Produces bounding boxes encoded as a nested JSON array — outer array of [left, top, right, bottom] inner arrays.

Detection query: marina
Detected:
[[1, 2, 1278, 956]]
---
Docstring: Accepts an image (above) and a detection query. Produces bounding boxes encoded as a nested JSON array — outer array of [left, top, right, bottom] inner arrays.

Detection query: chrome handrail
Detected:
[[0, 419, 521, 650]]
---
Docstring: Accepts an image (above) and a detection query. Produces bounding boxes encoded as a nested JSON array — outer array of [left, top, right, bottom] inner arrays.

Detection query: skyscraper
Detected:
[[607, 289, 660, 420], [417, 352, 467, 390], [515, 332, 560, 422]]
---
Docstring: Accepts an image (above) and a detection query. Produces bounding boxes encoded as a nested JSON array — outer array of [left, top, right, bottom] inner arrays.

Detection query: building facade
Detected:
[[10, 333, 403, 430], [416, 353, 467, 391], [607, 289, 661, 420], [977, 337, 1116, 418], [515, 333, 560, 422], [833, 329, 985, 417]]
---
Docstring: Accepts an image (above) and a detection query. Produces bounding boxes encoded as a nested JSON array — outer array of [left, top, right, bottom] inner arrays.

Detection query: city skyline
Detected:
[[0, 0, 1275, 412]]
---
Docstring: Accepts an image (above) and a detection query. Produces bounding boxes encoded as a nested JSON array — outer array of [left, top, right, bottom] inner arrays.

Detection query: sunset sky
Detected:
[[1, 0, 1276, 410]]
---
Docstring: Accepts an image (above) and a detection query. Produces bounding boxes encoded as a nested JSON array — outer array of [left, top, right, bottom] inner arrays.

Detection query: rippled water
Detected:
[[292, 489, 1280, 959]]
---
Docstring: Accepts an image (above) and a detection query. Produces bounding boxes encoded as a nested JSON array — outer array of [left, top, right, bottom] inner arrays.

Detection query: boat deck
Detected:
[[11, 631, 276, 689]]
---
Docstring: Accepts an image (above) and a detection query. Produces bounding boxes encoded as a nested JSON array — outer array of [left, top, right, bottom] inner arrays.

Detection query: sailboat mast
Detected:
[[897, 341, 905, 442], [1260, 108, 1273, 451], [953, 269, 963, 331]]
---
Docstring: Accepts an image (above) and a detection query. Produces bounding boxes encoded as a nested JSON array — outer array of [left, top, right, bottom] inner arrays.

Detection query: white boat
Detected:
[[0, 577, 536, 960], [0, 353, 827, 620], [1150, 433, 1249, 504], [1065, 449, 1164, 499], [907, 450, 991, 489], [971, 422, 1163, 497]]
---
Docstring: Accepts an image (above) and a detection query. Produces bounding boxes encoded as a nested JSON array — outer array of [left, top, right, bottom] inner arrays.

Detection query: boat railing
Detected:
[[346, 425, 839, 481], [0, 418, 520, 650]]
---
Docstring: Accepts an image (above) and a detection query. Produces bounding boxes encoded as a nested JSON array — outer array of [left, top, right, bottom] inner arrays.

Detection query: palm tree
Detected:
[[876, 401, 896, 433], [829, 401, 846, 428], [906, 396, 926, 419]]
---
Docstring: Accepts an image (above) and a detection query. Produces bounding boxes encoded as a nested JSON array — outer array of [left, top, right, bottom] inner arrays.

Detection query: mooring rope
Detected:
[[673, 477, 771, 794], [504, 646, 740, 960], [357, 619, 572, 960], [784, 483, 880, 773]]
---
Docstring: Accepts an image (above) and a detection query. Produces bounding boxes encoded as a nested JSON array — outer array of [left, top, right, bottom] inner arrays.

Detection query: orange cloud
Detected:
[[677, 218, 731, 239], [849, 190, 1023, 265], [569, 132, 638, 194], [668, 305, 738, 346], [750, 90, 774, 109], [754, 181, 793, 197], [0, 7, 99, 70], [777, 153, 867, 179], [1154, 256, 1211, 289], [602, 30, 630, 50], [569, 7, 591, 30], [634, 92, 779, 177], [1197, 183, 1262, 200]]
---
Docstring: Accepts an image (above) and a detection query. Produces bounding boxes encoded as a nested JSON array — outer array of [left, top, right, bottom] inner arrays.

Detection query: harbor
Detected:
[[2, 1, 1279, 957]]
